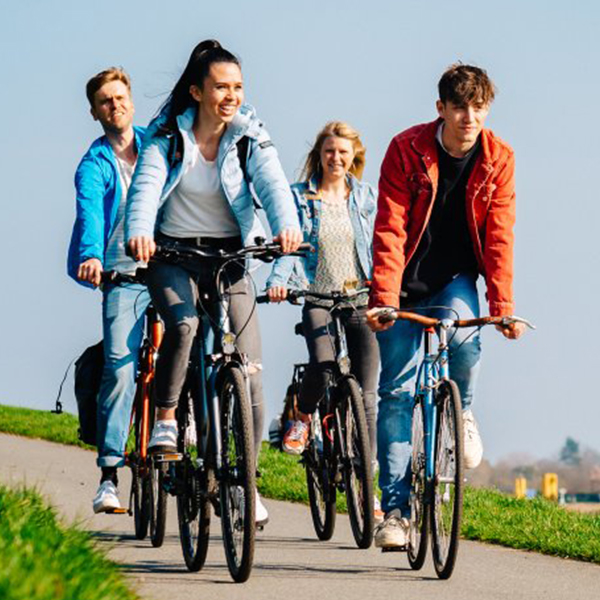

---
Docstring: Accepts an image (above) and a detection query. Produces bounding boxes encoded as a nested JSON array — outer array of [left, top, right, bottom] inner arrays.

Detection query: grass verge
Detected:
[[0, 484, 137, 600], [2, 404, 600, 564]]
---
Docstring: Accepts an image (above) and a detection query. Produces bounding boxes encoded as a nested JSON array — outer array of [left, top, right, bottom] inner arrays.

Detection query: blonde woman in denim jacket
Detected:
[[266, 122, 382, 520], [126, 39, 301, 526]]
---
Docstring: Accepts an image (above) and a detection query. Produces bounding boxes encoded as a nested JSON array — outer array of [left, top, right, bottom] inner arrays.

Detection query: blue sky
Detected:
[[2, 0, 599, 462]]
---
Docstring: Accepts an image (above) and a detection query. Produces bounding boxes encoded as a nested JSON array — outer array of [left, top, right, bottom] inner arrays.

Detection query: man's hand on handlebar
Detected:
[[267, 286, 288, 303], [366, 307, 396, 333], [273, 228, 303, 254], [495, 321, 527, 340], [77, 258, 103, 287], [128, 236, 156, 263]]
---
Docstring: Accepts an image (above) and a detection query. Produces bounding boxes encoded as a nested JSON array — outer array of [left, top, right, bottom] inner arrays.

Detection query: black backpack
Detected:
[[73, 341, 104, 445]]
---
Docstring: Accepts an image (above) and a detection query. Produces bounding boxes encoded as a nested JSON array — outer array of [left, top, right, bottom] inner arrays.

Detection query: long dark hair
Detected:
[[158, 39, 240, 135]]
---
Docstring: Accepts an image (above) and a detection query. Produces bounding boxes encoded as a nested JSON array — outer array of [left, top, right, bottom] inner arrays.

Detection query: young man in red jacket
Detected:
[[367, 64, 526, 548]]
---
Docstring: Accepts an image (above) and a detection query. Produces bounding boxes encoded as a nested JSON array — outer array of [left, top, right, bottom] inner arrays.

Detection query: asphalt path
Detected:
[[1, 433, 599, 600]]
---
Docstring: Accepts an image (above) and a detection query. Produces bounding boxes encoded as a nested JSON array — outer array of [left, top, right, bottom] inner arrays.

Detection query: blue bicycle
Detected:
[[380, 310, 534, 579]]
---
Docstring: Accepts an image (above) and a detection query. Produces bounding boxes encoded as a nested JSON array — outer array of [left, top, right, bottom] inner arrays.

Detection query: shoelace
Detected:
[[288, 422, 308, 441]]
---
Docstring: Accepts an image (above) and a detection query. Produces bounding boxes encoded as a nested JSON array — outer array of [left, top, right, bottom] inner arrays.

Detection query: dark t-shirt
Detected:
[[402, 135, 481, 302]]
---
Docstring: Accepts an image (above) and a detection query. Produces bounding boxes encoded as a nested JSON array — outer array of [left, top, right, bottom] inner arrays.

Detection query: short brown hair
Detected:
[[86, 67, 131, 107], [438, 63, 496, 107], [301, 121, 366, 182]]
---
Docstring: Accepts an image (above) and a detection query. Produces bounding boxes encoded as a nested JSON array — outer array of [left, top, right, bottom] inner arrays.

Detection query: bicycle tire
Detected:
[[306, 406, 336, 540], [150, 463, 167, 547], [340, 378, 374, 549], [132, 464, 150, 540], [177, 391, 211, 572], [430, 379, 464, 579], [219, 366, 256, 583], [407, 396, 429, 570]]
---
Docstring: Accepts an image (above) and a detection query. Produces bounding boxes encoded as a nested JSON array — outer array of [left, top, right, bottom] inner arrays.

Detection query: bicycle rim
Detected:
[[408, 396, 429, 569], [219, 367, 256, 583], [150, 463, 167, 548], [306, 406, 336, 540], [431, 379, 464, 579], [177, 392, 211, 572], [132, 463, 150, 540], [340, 378, 374, 549]]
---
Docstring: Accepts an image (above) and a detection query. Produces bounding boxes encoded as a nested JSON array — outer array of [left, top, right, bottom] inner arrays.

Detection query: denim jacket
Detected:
[[125, 104, 299, 246], [67, 126, 146, 286], [266, 175, 376, 289]]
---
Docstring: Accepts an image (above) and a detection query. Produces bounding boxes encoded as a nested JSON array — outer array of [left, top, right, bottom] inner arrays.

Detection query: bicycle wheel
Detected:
[[305, 406, 336, 540], [149, 462, 167, 547], [177, 391, 211, 572], [340, 378, 374, 549], [407, 395, 429, 570], [132, 462, 150, 540], [430, 379, 464, 579], [219, 366, 256, 583]]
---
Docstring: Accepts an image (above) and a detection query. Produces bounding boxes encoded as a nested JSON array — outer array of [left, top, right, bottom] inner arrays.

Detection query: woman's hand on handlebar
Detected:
[[273, 228, 303, 253], [267, 286, 288, 303], [495, 321, 527, 340], [128, 236, 156, 263], [77, 258, 103, 287], [366, 306, 396, 333]]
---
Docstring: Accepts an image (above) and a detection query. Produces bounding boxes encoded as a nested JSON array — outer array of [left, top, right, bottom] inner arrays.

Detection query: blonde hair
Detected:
[[301, 121, 366, 183]]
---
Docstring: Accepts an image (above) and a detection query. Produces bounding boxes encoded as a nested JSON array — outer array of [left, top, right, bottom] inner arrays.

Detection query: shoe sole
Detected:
[[149, 443, 178, 454], [282, 445, 305, 456], [93, 500, 121, 514]]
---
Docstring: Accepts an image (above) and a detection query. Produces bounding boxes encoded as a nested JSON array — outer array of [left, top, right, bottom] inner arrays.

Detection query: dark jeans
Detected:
[[146, 256, 264, 458], [300, 303, 379, 460]]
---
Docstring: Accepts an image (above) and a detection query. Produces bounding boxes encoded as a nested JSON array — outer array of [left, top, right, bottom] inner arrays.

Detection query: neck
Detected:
[[106, 127, 136, 164], [320, 174, 348, 197], [193, 110, 226, 146], [440, 125, 476, 158]]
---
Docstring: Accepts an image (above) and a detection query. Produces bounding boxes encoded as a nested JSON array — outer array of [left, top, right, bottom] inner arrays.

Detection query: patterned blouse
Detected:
[[309, 198, 368, 307]]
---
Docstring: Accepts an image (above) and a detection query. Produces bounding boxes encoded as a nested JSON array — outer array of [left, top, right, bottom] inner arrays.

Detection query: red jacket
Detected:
[[370, 119, 516, 317]]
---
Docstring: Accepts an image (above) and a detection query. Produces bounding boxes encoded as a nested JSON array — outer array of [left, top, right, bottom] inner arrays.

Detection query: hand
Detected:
[[267, 286, 288, 303], [128, 236, 156, 263], [495, 321, 527, 340], [274, 228, 302, 253], [366, 307, 396, 332], [77, 258, 103, 287]]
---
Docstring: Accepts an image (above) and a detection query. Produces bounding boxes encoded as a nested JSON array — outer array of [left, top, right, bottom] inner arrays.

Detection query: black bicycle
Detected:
[[149, 239, 310, 582], [259, 288, 374, 549]]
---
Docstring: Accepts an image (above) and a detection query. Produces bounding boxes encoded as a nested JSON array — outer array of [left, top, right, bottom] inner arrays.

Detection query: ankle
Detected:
[[100, 467, 118, 486]]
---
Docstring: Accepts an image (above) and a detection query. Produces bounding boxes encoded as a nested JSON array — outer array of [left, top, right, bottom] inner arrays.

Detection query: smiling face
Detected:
[[91, 80, 134, 134], [436, 99, 489, 156], [190, 62, 244, 126], [319, 136, 356, 182]]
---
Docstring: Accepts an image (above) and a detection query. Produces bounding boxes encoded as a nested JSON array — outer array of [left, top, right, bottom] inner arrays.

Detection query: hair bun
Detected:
[[192, 39, 222, 59]]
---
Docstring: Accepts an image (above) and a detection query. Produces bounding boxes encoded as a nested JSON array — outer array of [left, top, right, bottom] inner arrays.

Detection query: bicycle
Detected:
[[99, 270, 167, 548], [148, 239, 311, 583], [378, 309, 535, 579], [258, 288, 375, 549]]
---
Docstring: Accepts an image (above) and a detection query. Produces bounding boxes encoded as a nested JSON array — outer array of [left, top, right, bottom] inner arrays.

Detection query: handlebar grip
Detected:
[[256, 295, 270, 304]]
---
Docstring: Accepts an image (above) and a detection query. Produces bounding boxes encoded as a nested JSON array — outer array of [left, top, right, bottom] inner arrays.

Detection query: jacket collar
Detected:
[[412, 118, 498, 168], [96, 125, 145, 160], [306, 173, 358, 197]]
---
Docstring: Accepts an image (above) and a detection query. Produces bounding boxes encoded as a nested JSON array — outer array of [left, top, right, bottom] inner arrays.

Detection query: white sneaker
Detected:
[[93, 480, 121, 514], [463, 409, 483, 469], [148, 419, 178, 453], [256, 491, 269, 526], [374, 509, 409, 549]]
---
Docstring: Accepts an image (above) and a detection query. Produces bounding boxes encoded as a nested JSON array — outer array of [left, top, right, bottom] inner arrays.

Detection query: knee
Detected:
[[168, 318, 199, 349]]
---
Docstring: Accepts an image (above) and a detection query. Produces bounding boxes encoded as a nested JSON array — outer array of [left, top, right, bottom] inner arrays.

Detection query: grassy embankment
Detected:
[[0, 484, 138, 600], [1, 404, 600, 564]]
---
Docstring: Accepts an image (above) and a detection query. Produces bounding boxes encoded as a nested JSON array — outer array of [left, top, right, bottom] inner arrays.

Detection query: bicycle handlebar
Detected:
[[100, 270, 146, 286], [378, 309, 536, 330], [256, 287, 370, 306]]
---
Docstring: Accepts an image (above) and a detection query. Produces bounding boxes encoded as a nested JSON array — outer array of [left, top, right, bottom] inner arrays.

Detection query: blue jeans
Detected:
[[376, 274, 481, 516], [96, 284, 151, 468]]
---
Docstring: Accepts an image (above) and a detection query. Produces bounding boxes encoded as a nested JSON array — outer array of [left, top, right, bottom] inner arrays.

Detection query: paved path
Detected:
[[1, 433, 599, 600]]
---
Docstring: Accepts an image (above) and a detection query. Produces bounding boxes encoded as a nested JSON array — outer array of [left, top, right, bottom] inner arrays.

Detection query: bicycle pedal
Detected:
[[381, 545, 408, 553], [104, 508, 128, 515], [153, 452, 183, 463]]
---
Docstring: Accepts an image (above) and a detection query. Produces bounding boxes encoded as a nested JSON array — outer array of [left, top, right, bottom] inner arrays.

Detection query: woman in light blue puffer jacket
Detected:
[[125, 39, 301, 526]]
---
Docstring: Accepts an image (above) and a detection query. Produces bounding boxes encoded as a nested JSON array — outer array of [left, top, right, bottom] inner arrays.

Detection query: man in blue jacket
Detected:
[[67, 68, 149, 513]]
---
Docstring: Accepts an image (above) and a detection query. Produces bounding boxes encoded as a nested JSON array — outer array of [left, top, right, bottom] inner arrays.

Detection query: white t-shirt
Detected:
[[105, 156, 139, 274], [160, 144, 240, 238]]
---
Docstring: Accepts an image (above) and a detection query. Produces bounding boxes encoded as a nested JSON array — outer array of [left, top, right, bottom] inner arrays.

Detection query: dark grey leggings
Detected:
[[146, 259, 264, 458], [300, 303, 379, 460]]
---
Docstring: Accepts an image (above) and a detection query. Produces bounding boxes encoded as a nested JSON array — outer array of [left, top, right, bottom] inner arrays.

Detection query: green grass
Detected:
[[2, 404, 600, 564], [0, 484, 138, 600], [0, 405, 92, 450]]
